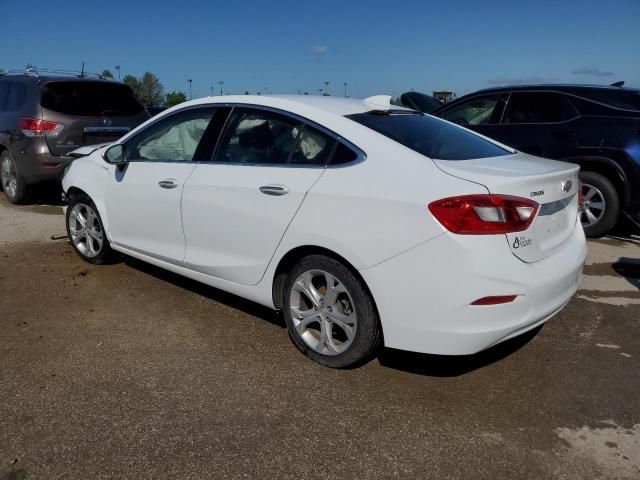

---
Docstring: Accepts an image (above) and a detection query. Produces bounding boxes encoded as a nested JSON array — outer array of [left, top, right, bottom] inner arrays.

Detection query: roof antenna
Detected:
[[610, 81, 624, 87], [80, 61, 85, 78]]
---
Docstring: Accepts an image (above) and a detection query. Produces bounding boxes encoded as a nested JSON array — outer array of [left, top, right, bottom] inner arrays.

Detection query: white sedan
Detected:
[[62, 94, 586, 368]]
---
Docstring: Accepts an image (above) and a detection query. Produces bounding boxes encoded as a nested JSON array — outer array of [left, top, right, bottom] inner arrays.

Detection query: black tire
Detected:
[[65, 193, 116, 265], [579, 171, 620, 237], [283, 254, 381, 368], [0, 150, 28, 204]]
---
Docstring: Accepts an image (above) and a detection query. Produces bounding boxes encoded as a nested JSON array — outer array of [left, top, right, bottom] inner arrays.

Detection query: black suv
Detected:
[[0, 69, 149, 203], [401, 84, 640, 236]]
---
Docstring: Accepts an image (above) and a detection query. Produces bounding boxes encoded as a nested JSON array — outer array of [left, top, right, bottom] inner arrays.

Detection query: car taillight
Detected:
[[428, 194, 538, 234], [19, 118, 64, 137]]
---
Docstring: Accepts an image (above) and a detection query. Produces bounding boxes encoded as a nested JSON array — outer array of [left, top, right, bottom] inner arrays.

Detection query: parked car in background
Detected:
[[401, 84, 640, 236], [0, 69, 149, 203], [62, 94, 585, 368]]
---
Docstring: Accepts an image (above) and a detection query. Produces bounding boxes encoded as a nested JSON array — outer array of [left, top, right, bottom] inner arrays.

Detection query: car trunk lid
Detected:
[[434, 153, 580, 262]]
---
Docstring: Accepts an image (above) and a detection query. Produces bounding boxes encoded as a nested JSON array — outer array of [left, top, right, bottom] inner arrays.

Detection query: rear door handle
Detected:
[[158, 179, 179, 189], [259, 184, 290, 196]]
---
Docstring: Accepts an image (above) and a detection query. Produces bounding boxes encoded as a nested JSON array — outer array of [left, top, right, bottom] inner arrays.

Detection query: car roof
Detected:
[[466, 83, 640, 96], [175, 94, 412, 117]]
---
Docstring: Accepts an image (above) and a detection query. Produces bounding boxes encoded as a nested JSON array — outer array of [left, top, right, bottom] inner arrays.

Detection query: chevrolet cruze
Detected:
[[61, 94, 586, 368]]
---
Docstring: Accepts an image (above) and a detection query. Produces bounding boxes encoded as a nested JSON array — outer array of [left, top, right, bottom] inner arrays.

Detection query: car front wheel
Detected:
[[66, 193, 115, 264], [283, 255, 381, 368]]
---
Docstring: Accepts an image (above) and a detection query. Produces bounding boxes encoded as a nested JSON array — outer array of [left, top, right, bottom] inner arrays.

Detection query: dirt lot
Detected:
[[1, 194, 639, 479]]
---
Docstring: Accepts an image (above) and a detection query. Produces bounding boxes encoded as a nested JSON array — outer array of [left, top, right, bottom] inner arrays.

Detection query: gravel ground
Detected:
[[1, 194, 639, 479]]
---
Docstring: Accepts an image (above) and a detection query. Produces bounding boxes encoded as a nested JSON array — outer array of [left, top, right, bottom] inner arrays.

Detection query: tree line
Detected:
[[100, 70, 186, 108]]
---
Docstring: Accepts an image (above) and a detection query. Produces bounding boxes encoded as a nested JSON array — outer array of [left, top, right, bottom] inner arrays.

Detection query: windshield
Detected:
[[41, 81, 145, 116], [347, 112, 510, 160]]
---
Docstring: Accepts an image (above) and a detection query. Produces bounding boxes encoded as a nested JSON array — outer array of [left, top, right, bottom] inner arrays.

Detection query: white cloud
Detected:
[[571, 66, 614, 77]]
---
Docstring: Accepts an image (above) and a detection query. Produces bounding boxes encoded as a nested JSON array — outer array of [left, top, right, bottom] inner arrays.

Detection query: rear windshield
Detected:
[[41, 81, 144, 116], [347, 112, 510, 160], [583, 90, 640, 111]]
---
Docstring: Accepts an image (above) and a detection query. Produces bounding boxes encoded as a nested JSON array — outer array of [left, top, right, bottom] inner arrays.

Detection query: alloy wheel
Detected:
[[1, 157, 17, 199], [289, 269, 357, 356], [580, 183, 606, 228], [68, 203, 104, 258]]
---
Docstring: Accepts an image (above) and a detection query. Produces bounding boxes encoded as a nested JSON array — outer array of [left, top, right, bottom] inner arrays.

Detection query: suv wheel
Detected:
[[579, 171, 620, 237], [1, 150, 27, 204], [66, 193, 115, 264], [283, 255, 381, 368]]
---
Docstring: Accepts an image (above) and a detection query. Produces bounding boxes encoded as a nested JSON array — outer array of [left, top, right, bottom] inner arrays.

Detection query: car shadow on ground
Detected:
[[612, 257, 640, 290], [123, 255, 285, 329], [124, 253, 542, 376], [377, 326, 542, 377]]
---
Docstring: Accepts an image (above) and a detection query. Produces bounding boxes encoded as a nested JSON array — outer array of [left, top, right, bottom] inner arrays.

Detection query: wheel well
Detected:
[[272, 246, 373, 312], [65, 186, 90, 200], [572, 157, 628, 207]]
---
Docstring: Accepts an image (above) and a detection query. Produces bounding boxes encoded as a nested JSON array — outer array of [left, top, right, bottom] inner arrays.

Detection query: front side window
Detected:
[[347, 112, 510, 161], [127, 108, 215, 161], [214, 108, 303, 165], [503, 92, 577, 124], [440, 95, 500, 126]]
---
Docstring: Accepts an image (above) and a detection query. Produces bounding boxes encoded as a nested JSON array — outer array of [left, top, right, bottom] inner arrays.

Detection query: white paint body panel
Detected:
[[62, 94, 587, 356]]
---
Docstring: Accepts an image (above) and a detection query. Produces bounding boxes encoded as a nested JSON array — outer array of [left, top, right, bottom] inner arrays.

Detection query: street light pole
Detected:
[[115, 65, 121, 81], [188, 79, 193, 100], [324, 81, 330, 95], [343, 82, 347, 97], [210, 86, 214, 96], [219, 81, 224, 95]]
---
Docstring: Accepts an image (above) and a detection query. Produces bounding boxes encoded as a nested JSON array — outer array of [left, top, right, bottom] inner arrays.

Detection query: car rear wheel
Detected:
[[1, 151, 28, 204], [283, 255, 381, 368], [579, 171, 620, 237], [66, 193, 115, 264]]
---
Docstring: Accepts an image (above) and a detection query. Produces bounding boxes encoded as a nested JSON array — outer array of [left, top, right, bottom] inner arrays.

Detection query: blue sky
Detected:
[[1, 0, 638, 99]]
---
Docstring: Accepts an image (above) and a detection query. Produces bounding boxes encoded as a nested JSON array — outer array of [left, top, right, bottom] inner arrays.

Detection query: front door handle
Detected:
[[259, 184, 290, 196], [158, 179, 179, 189]]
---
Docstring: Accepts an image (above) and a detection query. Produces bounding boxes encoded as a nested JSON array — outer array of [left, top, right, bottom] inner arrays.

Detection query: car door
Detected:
[[490, 92, 580, 158], [182, 106, 336, 285], [105, 106, 218, 264], [438, 93, 507, 140]]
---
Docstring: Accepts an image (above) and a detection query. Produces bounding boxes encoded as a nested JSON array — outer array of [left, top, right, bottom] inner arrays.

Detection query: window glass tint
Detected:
[[215, 109, 302, 164], [582, 90, 640, 111], [440, 95, 500, 125], [330, 142, 359, 165], [5, 82, 26, 111], [289, 124, 335, 165], [503, 92, 577, 124], [128, 109, 214, 161], [347, 112, 509, 161], [0, 82, 8, 112], [41, 81, 144, 116]]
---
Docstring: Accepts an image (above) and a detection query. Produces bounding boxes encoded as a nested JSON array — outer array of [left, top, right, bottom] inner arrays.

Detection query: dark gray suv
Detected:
[[0, 70, 149, 203]]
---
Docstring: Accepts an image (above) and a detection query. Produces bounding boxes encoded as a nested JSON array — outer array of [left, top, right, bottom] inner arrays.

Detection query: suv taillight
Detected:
[[19, 118, 64, 137], [428, 194, 538, 234]]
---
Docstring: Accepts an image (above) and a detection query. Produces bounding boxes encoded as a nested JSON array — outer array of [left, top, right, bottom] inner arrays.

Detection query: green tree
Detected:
[[137, 72, 164, 106], [25, 63, 36, 70], [101, 69, 114, 80], [244, 90, 250, 95], [122, 74, 140, 97], [165, 91, 187, 107]]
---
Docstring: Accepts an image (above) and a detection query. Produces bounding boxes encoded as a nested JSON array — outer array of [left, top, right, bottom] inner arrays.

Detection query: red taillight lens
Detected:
[[428, 194, 538, 234], [19, 118, 64, 137], [471, 295, 518, 306]]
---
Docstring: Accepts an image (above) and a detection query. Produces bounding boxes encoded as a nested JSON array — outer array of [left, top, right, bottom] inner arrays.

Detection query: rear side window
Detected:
[[347, 112, 509, 161], [503, 92, 577, 124], [440, 94, 501, 126], [581, 90, 640, 111], [0, 81, 27, 112], [289, 124, 335, 165], [0, 82, 8, 111], [41, 81, 144, 116]]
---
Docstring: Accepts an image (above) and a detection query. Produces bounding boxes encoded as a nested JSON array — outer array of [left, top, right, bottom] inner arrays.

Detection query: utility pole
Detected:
[[188, 79, 193, 100], [115, 65, 121, 81]]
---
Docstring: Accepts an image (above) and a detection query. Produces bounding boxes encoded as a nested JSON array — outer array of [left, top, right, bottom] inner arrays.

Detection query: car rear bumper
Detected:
[[359, 220, 587, 355], [11, 141, 72, 183]]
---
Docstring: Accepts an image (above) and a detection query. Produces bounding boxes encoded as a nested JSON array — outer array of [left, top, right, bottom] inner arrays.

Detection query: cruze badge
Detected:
[[562, 180, 573, 193], [530, 190, 544, 197]]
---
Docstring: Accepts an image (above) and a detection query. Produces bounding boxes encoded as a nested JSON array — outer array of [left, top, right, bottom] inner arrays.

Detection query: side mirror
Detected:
[[104, 144, 126, 166]]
